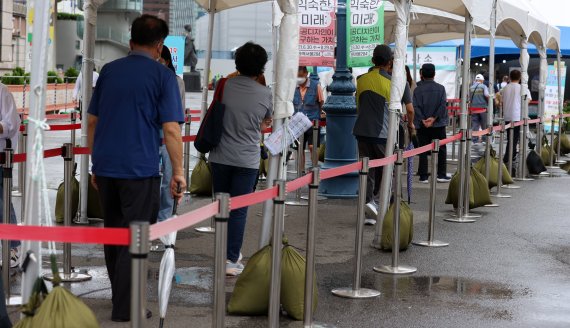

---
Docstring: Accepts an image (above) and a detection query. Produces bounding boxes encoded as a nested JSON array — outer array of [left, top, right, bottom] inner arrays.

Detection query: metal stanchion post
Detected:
[[2, 147, 22, 306], [12, 118, 24, 197], [414, 140, 449, 247], [269, 180, 286, 327], [555, 116, 566, 164], [332, 158, 380, 298], [44, 144, 91, 282], [311, 120, 319, 167], [183, 110, 191, 195], [537, 118, 543, 156], [514, 118, 534, 181], [286, 133, 307, 206], [492, 120, 511, 198], [502, 123, 521, 189], [130, 221, 149, 328], [374, 150, 417, 275], [547, 116, 557, 169], [449, 113, 458, 163], [459, 127, 481, 218], [213, 193, 230, 328], [70, 111, 77, 147], [17, 125, 27, 219]]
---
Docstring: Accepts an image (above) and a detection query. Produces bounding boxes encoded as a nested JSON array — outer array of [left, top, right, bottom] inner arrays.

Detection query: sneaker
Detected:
[[364, 218, 377, 226], [437, 175, 452, 183], [364, 202, 378, 218], [10, 247, 20, 268], [419, 177, 429, 184], [226, 260, 244, 276]]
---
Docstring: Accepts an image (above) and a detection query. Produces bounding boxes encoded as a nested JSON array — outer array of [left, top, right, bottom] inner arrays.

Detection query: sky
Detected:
[[528, 0, 570, 27]]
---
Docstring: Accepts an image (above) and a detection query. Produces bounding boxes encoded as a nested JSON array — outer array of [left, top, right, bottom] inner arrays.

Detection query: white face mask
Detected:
[[297, 77, 306, 86]]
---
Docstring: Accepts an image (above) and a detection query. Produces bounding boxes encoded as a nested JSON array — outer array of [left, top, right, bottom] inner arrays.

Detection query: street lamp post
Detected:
[[319, 0, 358, 198]]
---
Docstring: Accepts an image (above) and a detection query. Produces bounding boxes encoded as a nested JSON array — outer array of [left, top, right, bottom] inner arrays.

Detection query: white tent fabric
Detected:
[[273, 0, 297, 119], [194, 0, 270, 11], [520, 38, 530, 119], [408, 0, 492, 30]]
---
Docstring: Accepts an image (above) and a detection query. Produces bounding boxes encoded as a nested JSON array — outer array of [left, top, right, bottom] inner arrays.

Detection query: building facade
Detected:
[[0, 0, 27, 74], [143, 0, 170, 21]]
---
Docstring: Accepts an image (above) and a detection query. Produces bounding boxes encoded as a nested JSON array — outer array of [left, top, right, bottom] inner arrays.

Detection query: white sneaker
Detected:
[[10, 246, 20, 268], [364, 218, 377, 226], [419, 178, 429, 184], [365, 202, 378, 218], [437, 175, 452, 183], [226, 260, 244, 276]]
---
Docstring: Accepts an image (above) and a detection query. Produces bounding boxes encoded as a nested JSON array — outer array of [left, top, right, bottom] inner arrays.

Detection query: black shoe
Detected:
[[111, 309, 152, 322]]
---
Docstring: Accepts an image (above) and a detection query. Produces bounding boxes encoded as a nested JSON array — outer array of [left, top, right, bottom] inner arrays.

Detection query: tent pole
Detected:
[[485, 0, 497, 184], [200, 3, 216, 120], [537, 46, 547, 155], [517, 39, 531, 178], [557, 51, 564, 153], [78, 0, 99, 225], [412, 37, 417, 82], [372, 0, 411, 248], [21, 0, 51, 301]]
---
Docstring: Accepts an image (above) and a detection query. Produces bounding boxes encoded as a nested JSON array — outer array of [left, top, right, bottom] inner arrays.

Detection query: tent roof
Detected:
[[194, 0, 269, 12]]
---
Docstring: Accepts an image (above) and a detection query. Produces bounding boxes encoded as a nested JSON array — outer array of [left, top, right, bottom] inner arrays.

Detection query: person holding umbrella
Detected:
[[87, 15, 185, 322]]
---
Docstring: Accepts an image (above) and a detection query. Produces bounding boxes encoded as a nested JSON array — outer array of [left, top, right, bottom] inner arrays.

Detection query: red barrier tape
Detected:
[[188, 110, 201, 115], [528, 118, 541, 124], [563, 114, 570, 118], [403, 143, 433, 158], [286, 173, 314, 193], [150, 201, 219, 240], [45, 114, 72, 121], [13, 147, 63, 163], [48, 123, 82, 131], [321, 162, 362, 180], [182, 135, 196, 143], [74, 147, 90, 155], [473, 128, 490, 137], [513, 121, 525, 127], [0, 224, 129, 246], [231, 186, 279, 210], [440, 133, 462, 146], [470, 107, 487, 114], [369, 154, 397, 169]]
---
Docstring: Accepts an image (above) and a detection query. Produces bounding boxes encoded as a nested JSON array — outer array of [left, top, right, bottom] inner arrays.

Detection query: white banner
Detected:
[[406, 47, 458, 98], [544, 62, 566, 132]]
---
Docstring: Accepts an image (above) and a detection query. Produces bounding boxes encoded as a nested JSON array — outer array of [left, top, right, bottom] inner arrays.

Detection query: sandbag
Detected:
[[190, 155, 212, 196], [0, 276, 12, 328], [318, 143, 325, 162], [54, 177, 79, 224], [228, 245, 272, 315], [281, 245, 317, 321], [445, 169, 492, 209], [381, 201, 413, 251], [473, 153, 514, 188], [553, 133, 570, 154], [87, 174, 103, 218], [541, 145, 557, 166], [526, 150, 547, 175]]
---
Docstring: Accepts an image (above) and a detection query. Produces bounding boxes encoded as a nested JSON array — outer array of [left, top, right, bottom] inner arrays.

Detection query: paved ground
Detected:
[[3, 92, 570, 327]]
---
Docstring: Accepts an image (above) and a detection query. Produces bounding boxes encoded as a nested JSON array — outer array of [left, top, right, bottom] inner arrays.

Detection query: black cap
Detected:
[[372, 44, 393, 66], [421, 63, 435, 76]]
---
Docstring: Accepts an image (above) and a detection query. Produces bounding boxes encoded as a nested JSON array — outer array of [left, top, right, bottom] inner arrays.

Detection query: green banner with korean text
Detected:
[[347, 0, 385, 68]]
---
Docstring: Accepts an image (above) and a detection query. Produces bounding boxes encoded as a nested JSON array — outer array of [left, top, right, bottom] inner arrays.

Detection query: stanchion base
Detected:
[[491, 193, 511, 198], [11, 191, 22, 197], [373, 265, 417, 275], [444, 217, 476, 223], [285, 200, 308, 206], [451, 212, 482, 218], [513, 178, 535, 181], [5, 295, 22, 306], [195, 226, 215, 233], [285, 321, 337, 328], [301, 195, 327, 201], [331, 287, 381, 299], [412, 240, 449, 247], [545, 166, 560, 170], [484, 203, 500, 207], [555, 160, 567, 165], [447, 159, 459, 164], [43, 272, 92, 282], [501, 184, 521, 189]]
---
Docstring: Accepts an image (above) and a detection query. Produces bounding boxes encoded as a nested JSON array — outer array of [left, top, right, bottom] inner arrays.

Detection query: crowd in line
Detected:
[[0, 13, 531, 323]]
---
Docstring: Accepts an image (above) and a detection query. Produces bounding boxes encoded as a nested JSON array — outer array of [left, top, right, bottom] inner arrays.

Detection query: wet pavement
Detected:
[[3, 92, 570, 327]]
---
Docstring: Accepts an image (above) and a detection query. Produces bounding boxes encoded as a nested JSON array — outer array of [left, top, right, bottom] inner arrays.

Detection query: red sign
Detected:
[[298, 0, 336, 67]]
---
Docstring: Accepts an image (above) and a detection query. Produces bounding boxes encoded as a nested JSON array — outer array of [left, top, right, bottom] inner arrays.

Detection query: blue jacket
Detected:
[[413, 80, 448, 129], [293, 80, 320, 121]]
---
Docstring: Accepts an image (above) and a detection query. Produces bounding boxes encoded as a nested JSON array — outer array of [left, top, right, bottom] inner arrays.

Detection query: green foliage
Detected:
[[47, 71, 63, 84], [57, 13, 83, 21], [64, 67, 80, 82]]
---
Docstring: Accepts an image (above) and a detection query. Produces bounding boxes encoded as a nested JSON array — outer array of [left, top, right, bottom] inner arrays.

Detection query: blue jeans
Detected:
[[211, 162, 258, 263], [157, 145, 174, 222], [0, 170, 19, 248]]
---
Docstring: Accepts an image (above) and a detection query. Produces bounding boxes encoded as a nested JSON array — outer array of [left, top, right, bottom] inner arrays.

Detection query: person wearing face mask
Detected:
[[87, 14, 185, 322], [293, 66, 324, 171]]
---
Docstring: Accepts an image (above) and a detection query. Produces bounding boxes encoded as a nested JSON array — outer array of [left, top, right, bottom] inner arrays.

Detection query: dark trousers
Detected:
[[357, 141, 386, 204], [503, 123, 520, 165], [417, 127, 448, 179], [211, 162, 258, 263], [97, 176, 160, 321]]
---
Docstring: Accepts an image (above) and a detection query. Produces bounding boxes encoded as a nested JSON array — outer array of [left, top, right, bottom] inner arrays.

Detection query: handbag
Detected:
[[194, 78, 228, 153]]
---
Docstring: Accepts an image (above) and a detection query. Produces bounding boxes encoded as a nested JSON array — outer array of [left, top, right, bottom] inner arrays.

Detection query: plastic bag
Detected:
[[526, 150, 547, 175], [381, 201, 413, 251], [446, 169, 492, 209], [281, 245, 317, 321], [228, 245, 272, 315], [190, 155, 212, 196]]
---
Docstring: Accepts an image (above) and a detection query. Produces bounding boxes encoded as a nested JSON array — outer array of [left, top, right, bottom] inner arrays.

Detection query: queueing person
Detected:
[[469, 74, 490, 144], [87, 15, 185, 322], [412, 63, 451, 183], [499, 69, 531, 175], [150, 45, 186, 252], [209, 42, 273, 276], [0, 82, 22, 268], [353, 44, 414, 226], [293, 66, 324, 171], [72, 67, 99, 105]]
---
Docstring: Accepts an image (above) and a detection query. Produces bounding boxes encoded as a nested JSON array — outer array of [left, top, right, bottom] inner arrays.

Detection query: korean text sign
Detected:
[[298, 0, 336, 67], [347, 0, 384, 68]]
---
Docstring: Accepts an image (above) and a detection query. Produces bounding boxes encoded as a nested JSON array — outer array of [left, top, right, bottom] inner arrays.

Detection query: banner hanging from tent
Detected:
[[544, 61, 567, 132], [406, 47, 457, 98], [164, 36, 185, 77], [347, 0, 384, 68], [298, 0, 336, 67]]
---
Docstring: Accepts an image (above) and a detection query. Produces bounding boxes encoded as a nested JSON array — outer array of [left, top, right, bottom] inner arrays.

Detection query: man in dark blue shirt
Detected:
[[413, 63, 450, 183], [87, 14, 185, 322]]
